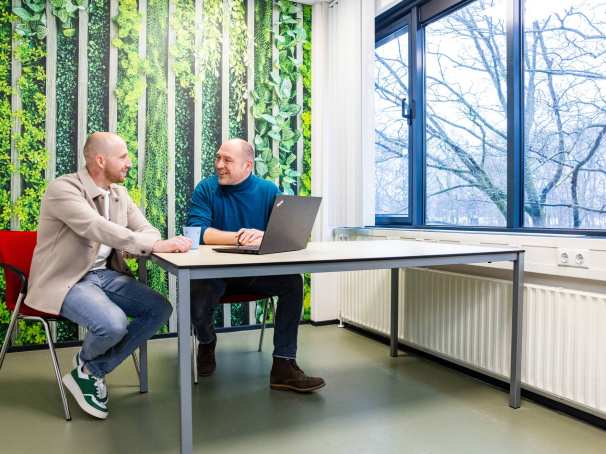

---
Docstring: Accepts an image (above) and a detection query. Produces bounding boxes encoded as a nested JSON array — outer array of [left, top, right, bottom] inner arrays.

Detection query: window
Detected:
[[375, 28, 410, 221], [523, 0, 606, 229], [425, 0, 507, 226], [374, 0, 606, 234]]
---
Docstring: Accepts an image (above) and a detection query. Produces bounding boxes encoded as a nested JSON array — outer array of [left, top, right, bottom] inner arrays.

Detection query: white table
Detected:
[[148, 240, 525, 454]]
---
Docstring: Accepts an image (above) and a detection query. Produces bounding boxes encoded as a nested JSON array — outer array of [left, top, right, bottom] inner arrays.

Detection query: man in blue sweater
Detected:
[[187, 139, 325, 393]]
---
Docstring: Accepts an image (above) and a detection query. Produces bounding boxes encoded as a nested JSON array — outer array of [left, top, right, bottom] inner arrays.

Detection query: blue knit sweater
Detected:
[[187, 174, 279, 244]]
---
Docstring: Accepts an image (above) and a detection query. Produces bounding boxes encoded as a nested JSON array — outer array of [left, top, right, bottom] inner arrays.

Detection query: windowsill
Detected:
[[369, 225, 606, 238]]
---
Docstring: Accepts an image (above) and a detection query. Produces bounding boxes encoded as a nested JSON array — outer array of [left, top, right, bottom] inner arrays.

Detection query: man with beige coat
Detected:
[[26, 132, 192, 419]]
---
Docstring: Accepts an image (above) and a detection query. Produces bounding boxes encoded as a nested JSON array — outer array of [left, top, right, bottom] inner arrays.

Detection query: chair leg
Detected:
[[258, 298, 271, 353], [192, 328, 198, 385], [131, 351, 140, 381], [0, 307, 20, 371], [39, 319, 71, 421], [138, 342, 148, 393]]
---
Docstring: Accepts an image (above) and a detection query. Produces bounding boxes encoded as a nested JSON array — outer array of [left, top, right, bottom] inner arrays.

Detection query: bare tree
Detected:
[[375, 0, 606, 228]]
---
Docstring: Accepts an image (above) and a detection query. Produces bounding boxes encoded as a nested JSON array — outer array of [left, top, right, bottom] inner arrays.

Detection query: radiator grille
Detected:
[[339, 268, 606, 417]]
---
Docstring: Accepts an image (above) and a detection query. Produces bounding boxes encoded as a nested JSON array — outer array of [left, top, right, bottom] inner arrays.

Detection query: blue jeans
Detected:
[[60, 269, 172, 378], [190, 274, 303, 359]]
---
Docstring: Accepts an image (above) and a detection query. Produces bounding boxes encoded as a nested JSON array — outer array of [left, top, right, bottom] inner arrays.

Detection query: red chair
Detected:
[[0, 230, 141, 420], [192, 293, 275, 385]]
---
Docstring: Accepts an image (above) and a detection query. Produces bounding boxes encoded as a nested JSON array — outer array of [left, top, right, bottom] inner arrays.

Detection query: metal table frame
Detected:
[[141, 245, 524, 454]]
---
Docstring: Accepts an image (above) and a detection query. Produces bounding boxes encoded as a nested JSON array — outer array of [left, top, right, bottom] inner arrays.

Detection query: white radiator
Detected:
[[339, 268, 606, 418]]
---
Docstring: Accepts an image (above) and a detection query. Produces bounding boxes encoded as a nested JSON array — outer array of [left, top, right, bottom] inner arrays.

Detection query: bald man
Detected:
[[26, 132, 192, 419], [187, 139, 325, 393]]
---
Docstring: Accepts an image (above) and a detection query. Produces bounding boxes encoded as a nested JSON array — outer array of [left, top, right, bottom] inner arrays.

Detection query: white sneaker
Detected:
[[62, 366, 108, 420]]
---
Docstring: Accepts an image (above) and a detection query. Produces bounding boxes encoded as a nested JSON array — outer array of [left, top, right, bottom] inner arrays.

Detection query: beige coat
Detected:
[[25, 168, 160, 315]]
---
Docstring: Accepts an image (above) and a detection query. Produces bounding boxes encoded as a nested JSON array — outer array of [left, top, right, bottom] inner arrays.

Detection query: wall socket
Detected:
[[556, 248, 590, 268]]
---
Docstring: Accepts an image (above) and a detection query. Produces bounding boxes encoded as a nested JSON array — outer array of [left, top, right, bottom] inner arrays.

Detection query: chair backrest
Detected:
[[0, 230, 37, 311]]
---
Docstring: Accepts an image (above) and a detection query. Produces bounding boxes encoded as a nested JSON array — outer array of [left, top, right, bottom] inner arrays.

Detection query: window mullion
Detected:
[[506, 0, 524, 228], [409, 6, 425, 226]]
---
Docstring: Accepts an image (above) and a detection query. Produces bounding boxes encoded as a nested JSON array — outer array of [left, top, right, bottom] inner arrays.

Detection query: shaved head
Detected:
[[221, 138, 254, 161], [84, 132, 132, 187], [84, 132, 127, 166]]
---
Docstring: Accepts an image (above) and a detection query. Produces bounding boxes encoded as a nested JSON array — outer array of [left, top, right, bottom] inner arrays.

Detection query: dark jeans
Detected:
[[190, 274, 303, 359]]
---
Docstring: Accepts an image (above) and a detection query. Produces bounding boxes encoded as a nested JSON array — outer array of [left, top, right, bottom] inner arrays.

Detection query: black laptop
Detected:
[[213, 195, 322, 255]]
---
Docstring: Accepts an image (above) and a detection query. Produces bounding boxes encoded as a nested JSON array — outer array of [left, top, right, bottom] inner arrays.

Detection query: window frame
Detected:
[[375, 15, 414, 226], [374, 0, 606, 236]]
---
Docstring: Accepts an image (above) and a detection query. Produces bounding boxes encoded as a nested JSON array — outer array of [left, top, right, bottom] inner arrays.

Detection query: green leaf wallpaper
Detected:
[[0, 0, 312, 347]]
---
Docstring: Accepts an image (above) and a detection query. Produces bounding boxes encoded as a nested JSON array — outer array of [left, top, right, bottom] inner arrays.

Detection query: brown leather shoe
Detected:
[[270, 358, 325, 392], [197, 339, 216, 377]]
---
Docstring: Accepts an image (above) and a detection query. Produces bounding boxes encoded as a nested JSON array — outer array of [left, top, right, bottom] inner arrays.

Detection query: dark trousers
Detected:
[[190, 274, 303, 358]]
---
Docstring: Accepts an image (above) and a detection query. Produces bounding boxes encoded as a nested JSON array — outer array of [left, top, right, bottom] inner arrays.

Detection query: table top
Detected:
[[152, 240, 524, 269]]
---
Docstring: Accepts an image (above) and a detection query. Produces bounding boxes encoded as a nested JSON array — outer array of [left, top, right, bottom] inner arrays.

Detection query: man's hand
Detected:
[[236, 228, 264, 246], [153, 236, 192, 253]]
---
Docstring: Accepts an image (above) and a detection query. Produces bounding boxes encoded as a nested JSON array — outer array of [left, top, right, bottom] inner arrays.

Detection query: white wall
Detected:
[[310, 0, 376, 321], [376, 0, 402, 15]]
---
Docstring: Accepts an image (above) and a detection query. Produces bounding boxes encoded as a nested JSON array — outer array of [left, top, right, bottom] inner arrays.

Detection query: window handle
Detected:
[[401, 97, 415, 125]]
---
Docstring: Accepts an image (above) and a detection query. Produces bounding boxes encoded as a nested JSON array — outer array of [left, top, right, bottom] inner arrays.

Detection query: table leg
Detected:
[[510, 252, 524, 408], [138, 258, 149, 393], [177, 269, 193, 454], [139, 341, 148, 393], [390, 268, 399, 357]]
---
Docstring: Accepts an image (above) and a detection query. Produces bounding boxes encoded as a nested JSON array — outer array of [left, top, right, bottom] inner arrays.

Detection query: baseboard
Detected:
[[310, 319, 339, 326], [343, 322, 606, 431]]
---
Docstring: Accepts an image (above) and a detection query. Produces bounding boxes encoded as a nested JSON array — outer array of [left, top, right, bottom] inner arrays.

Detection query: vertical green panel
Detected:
[[11, 0, 48, 342], [275, 0, 301, 195], [201, 0, 225, 327], [54, 9, 80, 344], [228, 0, 247, 139], [300, 4, 312, 321], [173, 0, 195, 236], [13, 9, 48, 232], [144, 0, 169, 296], [301, 5, 311, 196], [254, 0, 272, 119], [55, 18, 79, 176], [0, 0, 12, 344], [200, 0, 222, 178], [11, 1, 48, 345], [87, 0, 110, 134], [251, 0, 273, 184], [229, 0, 249, 326], [231, 302, 246, 327], [114, 0, 144, 203], [0, 0, 11, 229]]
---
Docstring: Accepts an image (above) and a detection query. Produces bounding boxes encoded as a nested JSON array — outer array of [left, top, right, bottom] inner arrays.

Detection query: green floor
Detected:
[[0, 325, 604, 454]]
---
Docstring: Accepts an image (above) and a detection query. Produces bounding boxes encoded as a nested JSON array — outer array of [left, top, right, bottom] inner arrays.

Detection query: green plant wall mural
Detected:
[[200, 0, 222, 180], [0, 0, 312, 347], [0, 2, 11, 231], [227, 0, 249, 325], [301, 4, 312, 320], [113, 0, 144, 203], [0, 1, 12, 345], [53, 13, 79, 340], [87, 0, 109, 134], [9, 0, 49, 345], [172, 0, 196, 238], [55, 17, 78, 176], [13, 0, 48, 232], [228, 0, 247, 139], [144, 0, 168, 297]]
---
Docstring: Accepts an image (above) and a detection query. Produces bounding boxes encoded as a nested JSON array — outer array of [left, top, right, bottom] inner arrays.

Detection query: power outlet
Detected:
[[556, 248, 589, 268]]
